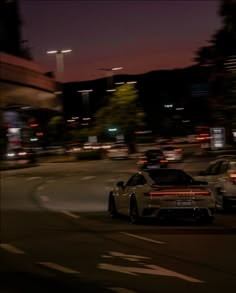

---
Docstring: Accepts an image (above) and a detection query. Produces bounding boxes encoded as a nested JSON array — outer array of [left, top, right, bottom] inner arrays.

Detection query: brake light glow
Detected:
[[145, 190, 210, 196], [229, 173, 236, 184], [175, 148, 182, 153], [160, 159, 168, 163], [138, 159, 147, 164]]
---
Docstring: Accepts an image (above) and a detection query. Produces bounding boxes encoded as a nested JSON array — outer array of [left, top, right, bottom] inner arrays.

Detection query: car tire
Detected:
[[222, 197, 231, 212], [197, 215, 214, 225], [129, 197, 140, 224], [108, 194, 118, 218]]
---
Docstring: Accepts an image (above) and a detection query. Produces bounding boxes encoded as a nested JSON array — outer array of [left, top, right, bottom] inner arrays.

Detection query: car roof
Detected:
[[142, 168, 188, 175], [216, 154, 236, 159]]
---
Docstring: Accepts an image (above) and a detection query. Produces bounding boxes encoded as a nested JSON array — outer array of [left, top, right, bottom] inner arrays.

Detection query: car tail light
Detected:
[[175, 148, 182, 153], [144, 192, 164, 197], [122, 148, 128, 151], [145, 190, 211, 196], [229, 173, 236, 184], [160, 159, 168, 163], [138, 159, 147, 164]]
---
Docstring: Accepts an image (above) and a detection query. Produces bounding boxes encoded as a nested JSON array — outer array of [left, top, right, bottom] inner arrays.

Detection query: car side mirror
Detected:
[[117, 181, 124, 188]]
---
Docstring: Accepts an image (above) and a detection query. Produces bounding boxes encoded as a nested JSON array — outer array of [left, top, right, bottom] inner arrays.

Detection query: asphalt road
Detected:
[[1, 157, 236, 292]]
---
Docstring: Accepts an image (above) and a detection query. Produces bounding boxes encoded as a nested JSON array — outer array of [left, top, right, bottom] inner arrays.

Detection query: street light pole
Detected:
[[47, 49, 72, 82], [98, 67, 123, 90], [47, 49, 72, 113], [78, 89, 93, 118]]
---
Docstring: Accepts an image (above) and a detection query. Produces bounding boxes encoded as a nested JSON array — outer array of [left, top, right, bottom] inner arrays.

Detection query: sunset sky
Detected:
[[19, 0, 221, 82]]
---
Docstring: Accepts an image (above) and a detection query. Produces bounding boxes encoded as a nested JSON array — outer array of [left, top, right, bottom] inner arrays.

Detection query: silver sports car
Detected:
[[108, 168, 216, 224]]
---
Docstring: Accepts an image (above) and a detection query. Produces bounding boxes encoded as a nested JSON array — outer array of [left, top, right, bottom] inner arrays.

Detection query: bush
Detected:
[[75, 150, 105, 160]]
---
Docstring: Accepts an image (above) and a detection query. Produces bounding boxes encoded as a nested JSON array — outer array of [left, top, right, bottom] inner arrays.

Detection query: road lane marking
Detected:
[[40, 195, 49, 202], [37, 262, 80, 274], [61, 211, 80, 219], [37, 186, 44, 191], [109, 287, 137, 293], [107, 179, 117, 182], [47, 179, 57, 183], [80, 176, 96, 180], [25, 176, 41, 181], [99, 263, 203, 283], [120, 232, 165, 245], [0, 243, 25, 254]]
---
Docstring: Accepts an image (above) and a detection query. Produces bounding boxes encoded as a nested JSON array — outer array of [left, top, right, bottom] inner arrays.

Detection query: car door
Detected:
[[203, 160, 223, 199], [214, 160, 229, 207], [119, 174, 138, 214]]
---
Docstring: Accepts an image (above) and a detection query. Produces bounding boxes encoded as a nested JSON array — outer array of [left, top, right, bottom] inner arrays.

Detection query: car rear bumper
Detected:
[[142, 207, 215, 219], [223, 196, 236, 209]]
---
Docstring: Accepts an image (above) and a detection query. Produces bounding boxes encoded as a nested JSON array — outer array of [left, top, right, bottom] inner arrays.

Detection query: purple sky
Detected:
[[19, 0, 221, 82]]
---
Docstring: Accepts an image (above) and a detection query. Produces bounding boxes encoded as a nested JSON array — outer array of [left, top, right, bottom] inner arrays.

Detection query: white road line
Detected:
[[25, 176, 41, 181], [0, 243, 25, 254], [37, 262, 80, 274], [99, 263, 203, 283], [120, 232, 165, 245], [107, 179, 117, 182], [47, 179, 57, 183], [80, 176, 96, 180], [37, 186, 44, 191], [61, 211, 80, 219], [109, 288, 137, 293], [40, 195, 49, 202]]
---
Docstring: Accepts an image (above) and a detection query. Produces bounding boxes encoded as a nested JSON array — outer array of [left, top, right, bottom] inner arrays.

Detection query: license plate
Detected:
[[147, 165, 159, 169], [176, 200, 192, 207]]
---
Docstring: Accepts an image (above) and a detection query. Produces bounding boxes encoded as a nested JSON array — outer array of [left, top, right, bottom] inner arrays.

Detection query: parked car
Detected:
[[106, 143, 129, 159], [137, 149, 168, 170], [108, 168, 215, 224], [194, 155, 236, 211], [160, 146, 183, 162], [5, 148, 29, 161]]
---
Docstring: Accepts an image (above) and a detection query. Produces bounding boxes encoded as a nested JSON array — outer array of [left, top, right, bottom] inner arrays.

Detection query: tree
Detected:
[[93, 83, 146, 152], [48, 115, 67, 146], [194, 0, 236, 143], [194, 0, 236, 67]]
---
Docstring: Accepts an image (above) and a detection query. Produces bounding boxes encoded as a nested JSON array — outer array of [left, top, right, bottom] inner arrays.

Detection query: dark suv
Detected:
[[137, 149, 168, 170]]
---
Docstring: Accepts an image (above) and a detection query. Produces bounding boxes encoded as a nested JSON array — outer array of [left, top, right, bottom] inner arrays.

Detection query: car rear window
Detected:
[[148, 169, 193, 185], [162, 147, 175, 151], [146, 150, 163, 156]]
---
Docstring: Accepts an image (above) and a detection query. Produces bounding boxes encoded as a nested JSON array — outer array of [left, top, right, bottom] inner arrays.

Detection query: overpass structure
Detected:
[[0, 52, 61, 111], [0, 52, 63, 154]]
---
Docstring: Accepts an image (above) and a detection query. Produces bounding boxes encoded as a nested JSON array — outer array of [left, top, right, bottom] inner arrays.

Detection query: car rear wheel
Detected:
[[129, 198, 140, 224], [196, 215, 214, 225], [108, 194, 118, 218]]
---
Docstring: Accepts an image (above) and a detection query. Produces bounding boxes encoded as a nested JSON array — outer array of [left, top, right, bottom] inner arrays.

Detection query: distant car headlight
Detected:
[[7, 152, 15, 157], [18, 151, 27, 156]]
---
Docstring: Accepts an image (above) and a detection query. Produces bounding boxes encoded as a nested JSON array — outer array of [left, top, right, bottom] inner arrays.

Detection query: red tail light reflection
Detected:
[[145, 191, 210, 196]]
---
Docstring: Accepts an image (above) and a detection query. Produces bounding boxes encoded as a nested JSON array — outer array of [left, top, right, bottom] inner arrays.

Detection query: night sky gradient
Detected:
[[19, 0, 221, 82]]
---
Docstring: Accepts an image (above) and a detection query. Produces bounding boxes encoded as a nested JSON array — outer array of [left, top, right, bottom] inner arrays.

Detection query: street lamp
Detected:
[[47, 49, 72, 82], [98, 67, 123, 89], [78, 89, 93, 118]]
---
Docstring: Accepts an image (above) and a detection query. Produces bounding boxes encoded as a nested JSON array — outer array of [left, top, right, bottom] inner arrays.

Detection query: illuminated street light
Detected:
[[47, 49, 72, 82], [98, 67, 123, 89]]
